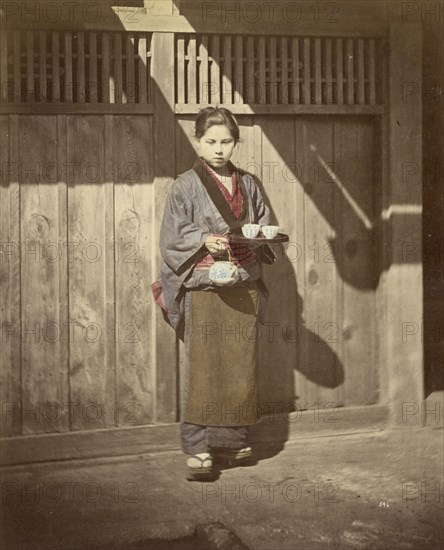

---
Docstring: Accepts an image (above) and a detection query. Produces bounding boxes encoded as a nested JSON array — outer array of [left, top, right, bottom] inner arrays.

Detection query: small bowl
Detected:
[[209, 261, 239, 286], [261, 225, 279, 239], [242, 224, 261, 238]]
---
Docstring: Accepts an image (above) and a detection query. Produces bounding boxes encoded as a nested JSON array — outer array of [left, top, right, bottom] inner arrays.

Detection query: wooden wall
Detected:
[[1, 114, 155, 436]]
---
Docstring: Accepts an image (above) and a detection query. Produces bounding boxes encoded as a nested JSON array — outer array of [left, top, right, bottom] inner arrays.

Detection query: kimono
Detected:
[[158, 159, 275, 454]]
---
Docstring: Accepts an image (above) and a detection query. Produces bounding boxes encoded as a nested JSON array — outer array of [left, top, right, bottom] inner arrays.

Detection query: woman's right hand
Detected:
[[205, 235, 228, 256]]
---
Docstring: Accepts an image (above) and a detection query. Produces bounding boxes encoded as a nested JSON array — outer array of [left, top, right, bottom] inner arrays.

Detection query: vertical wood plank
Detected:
[[303, 38, 311, 104], [291, 38, 300, 104], [52, 32, 60, 102], [198, 35, 209, 104], [258, 37, 266, 104], [64, 32, 73, 103], [57, 115, 70, 430], [211, 34, 220, 104], [293, 118, 307, 417], [176, 35, 185, 104], [126, 34, 135, 103], [102, 33, 110, 103], [39, 31, 47, 102], [357, 39, 365, 104], [298, 119, 343, 410], [258, 117, 299, 414], [104, 115, 116, 425], [152, 33, 177, 422], [77, 32, 85, 103], [246, 36, 255, 103], [13, 31, 21, 102], [368, 39, 376, 105], [269, 37, 277, 104], [88, 32, 98, 102], [114, 116, 154, 426], [67, 116, 113, 430], [336, 38, 344, 105], [325, 38, 333, 104], [386, 24, 423, 421], [280, 37, 288, 104], [314, 38, 322, 104], [0, 115, 22, 436], [188, 36, 197, 104], [346, 38, 354, 105], [222, 35, 232, 104], [20, 115, 68, 433], [0, 32, 8, 102], [114, 33, 123, 104], [138, 35, 147, 103], [26, 32, 34, 102], [334, 119, 377, 405], [234, 35, 243, 105]]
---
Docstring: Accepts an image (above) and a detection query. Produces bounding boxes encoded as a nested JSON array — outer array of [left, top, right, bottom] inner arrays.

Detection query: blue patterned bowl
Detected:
[[242, 224, 261, 238], [209, 261, 239, 285]]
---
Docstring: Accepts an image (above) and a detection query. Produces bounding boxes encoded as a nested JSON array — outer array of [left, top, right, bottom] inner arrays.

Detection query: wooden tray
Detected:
[[227, 232, 289, 244]]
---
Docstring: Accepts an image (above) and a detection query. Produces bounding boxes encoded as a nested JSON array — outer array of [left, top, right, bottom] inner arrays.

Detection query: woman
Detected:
[[158, 107, 276, 480]]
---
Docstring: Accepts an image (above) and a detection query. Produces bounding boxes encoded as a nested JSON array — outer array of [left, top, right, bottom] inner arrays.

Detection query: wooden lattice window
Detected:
[[175, 34, 382, 106], [0, 30, 153, 104]]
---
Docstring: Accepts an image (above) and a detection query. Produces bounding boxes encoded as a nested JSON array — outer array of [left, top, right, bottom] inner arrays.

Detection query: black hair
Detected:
[[195, 106, 240, 143]]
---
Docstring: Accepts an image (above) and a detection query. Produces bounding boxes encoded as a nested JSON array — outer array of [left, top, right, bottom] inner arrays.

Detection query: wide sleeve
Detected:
[[160, 179, 209, 275]]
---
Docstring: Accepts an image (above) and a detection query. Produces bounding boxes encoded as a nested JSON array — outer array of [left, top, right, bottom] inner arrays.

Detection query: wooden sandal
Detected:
[[186, 453, 214, 481], [211, 446, 253, 466]]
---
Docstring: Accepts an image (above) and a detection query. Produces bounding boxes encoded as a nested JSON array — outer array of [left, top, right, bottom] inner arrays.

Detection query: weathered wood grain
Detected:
[[13, 32, 21, 103], [152, 33, 177, 423], [18, 116, 65, 433], [88, 32, 98, 103], [334, 118, 378, 405], [125, 34, 135, 103], [0, 116, 22, 436], [0, 32, 8, 102], [234, 36, 243, 105], [26, 32, 34, 103], [39, 31, 47, 102], [296, 118, 344, 410], [64, 32, 73, 103], [67, 115, 113, 430], [257, 116, 299, 413], [188, 36, 197, 104], [198, 35, 209, 104], [77, 32, 85, 103], [210, 34, 220, 104], [114, 115, 154, 426]]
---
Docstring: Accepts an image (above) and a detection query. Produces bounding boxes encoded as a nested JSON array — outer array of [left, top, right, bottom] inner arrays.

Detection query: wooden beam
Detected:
[[0, 104, 154, 115], [385, 23, 423, 423], [151, 32, 178, 423], [0, 12, 387, 37], [175, 103, 384, 115], [0, 405, 389, 465]]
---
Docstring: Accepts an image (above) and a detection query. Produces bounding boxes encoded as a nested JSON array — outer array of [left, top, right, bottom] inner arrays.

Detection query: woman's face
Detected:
[[197, 124, 236, 170]]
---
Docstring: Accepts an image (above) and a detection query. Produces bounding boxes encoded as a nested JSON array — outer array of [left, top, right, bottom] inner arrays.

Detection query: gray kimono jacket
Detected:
[[159, 160, 275, 329]]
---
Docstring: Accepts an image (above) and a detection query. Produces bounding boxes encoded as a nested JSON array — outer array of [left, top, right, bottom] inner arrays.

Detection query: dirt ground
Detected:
[[1, 426, 443, 550]]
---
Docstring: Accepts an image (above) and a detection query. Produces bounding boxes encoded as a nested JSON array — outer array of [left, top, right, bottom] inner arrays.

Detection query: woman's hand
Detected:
[[205, 235, 228, 256]]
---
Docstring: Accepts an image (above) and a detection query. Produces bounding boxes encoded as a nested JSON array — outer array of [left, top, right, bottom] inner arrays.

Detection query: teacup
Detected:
[[209, 261, 239, 286], [242, 223, 261, 238], [261, 225, 279, 239]]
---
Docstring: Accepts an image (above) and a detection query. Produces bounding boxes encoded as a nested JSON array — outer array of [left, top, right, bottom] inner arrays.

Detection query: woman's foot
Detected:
[[211, 446, 253, 466], [186, 452, 214, 481]]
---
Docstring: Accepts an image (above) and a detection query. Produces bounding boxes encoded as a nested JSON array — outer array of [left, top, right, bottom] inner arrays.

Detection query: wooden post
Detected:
[[151, 32, 178, 423], [384, 23, 423, 423]]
